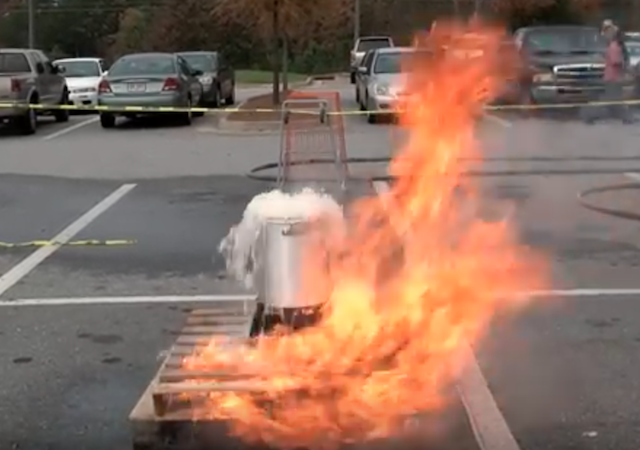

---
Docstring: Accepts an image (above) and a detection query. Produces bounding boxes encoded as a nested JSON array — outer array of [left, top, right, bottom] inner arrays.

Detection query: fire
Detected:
[[184, 21, 545, 449]]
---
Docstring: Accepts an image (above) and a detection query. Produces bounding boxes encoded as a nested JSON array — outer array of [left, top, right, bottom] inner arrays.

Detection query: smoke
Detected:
[[218, 188, 343, 290]]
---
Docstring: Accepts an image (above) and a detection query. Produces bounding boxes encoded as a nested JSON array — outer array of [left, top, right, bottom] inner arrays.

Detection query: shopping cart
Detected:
[[277, 95, 348, 199]]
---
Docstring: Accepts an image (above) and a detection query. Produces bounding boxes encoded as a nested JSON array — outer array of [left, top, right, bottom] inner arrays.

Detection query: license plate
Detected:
[[127, 83, 146, 92], [559, 88, 584, 94]]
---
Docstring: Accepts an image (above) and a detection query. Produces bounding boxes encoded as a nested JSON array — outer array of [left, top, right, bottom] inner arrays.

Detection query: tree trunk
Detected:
[[282, 35, 289, 95], [271, 0, 281, 105]]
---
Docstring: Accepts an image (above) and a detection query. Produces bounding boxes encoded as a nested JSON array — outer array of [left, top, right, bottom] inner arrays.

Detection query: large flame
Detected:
[[184, 22, 544, 449]]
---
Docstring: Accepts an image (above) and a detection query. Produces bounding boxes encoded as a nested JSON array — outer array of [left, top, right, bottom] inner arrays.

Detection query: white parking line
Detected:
[[42, 116, 99, 141], [372, 180, 520, 450], [624, 172, 640, 181], [0, 294, 255, 306], [0, 183, 136, 297], [2, 287, 640, 307]]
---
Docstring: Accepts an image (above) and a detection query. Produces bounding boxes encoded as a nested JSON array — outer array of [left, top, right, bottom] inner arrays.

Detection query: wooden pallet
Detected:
[[129, 302, 261, 450]]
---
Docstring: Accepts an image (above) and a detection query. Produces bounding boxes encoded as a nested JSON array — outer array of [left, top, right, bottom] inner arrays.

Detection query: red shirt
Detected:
[[604, 41, 624, 81]]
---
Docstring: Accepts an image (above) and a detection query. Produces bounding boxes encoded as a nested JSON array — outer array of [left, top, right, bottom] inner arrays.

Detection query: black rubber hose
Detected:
[[248, 158, 640, 222], [246, 157, 640, 182], [577, 182, 640, 222]]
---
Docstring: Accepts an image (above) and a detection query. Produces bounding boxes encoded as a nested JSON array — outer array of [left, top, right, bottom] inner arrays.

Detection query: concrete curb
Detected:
[[213, 75, 319, 135]]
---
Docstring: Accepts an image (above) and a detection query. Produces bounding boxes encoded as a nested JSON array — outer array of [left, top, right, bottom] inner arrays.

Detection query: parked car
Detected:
[[53, 57, 108, 111], [624, 32, 640, 68], [350, 36, 394, 84], [355, 47, 415, 124], [176, 51, 234, 107], [510, 25, 636, 105], [97, 52, 204, 128], [0, 48, 69, 134]]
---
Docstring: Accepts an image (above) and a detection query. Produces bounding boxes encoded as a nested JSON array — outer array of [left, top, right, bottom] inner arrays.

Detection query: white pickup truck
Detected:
[[350, 36, 394, 84], [0, 48, 69, 135]]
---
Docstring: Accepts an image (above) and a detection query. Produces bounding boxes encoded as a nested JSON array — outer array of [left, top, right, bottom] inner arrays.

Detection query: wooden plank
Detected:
[[180, 325, 244, 335], [154, 379, 270, 395], [175, 326, 248, 346], [167, 339, 253, 359], [176, 335, 213, 346], [185, 316, 250, 326], [190, 306, 252, 316], [131, 307, 257, 433], [159, 369, 253, 383]]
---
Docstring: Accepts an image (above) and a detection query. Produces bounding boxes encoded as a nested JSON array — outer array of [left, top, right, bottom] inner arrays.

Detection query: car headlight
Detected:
[[532, 72, 553, 82], [374, 84, 389, 96], [530, 66, 553, 82], [199, 76, 213, 85]]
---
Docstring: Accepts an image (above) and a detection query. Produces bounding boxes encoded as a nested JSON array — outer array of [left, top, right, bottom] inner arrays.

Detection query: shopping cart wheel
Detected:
[[319, 107, 327, 124]]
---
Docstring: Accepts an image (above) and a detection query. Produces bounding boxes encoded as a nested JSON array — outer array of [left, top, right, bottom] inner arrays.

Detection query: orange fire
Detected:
[[184, 22, 545, 449]]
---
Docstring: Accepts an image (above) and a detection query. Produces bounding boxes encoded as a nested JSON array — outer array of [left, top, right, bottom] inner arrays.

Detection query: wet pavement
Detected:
[[1, 81, 640, 449]]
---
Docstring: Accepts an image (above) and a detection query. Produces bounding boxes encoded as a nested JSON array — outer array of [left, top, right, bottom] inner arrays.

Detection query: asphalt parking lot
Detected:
[[2, 80, 640, 450]]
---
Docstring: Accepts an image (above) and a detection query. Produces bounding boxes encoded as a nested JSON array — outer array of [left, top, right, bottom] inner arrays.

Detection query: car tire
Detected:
[[53, 89, 70, 122], [210, 87, 220, 108], [100, 113, 116, 128], [15, 103, 37, 135], [518, 87, 535, 118], [193, 96, 205, 117], [365, 95, 377, 124], [224, 82, 235, 106], [179, 98, 192, 126]]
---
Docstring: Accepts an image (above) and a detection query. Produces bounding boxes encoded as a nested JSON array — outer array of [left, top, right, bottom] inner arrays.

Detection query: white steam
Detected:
[[218, 188, 343, 290]]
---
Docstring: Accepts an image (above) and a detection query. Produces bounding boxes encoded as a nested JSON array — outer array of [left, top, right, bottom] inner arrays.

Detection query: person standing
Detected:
[[582, 22, 634, 124]]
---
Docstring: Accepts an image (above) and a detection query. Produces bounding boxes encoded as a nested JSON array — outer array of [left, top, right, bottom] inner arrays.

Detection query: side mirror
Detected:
[[357, 66, 367, 74], [192, 69, 203, 76], [35, 62, 44, 74], [102, 70, 108, 77], [54, 65, 64, 74]]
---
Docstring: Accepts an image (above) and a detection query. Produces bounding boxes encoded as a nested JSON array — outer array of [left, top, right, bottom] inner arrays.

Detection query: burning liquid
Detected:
[[189, 22, 545, 450]]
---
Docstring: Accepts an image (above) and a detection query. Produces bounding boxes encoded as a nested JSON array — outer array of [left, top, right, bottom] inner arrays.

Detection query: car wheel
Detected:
[[179, 98, 192, 126], [15, 103, 37, 135], [100, 113, 116, 128], [211, 87, 220, 108], [224, 82, 235, 106], [54, 90, 70, 122], [519, 87, 535, 118], [366, 97, 377, 124], [193, 96, 205, 117]]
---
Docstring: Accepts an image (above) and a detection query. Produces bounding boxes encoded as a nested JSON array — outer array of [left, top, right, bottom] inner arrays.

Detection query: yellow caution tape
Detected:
[[0, 239, 136, 248], [0, 99, 639, 114]]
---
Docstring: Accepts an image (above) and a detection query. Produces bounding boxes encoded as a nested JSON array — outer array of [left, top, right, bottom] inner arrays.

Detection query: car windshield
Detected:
[[373, 52, 405, 74], [55, 60, 101, 77], [357, 38, 392, 52], [179, 54, 215, 72], [625, 33, 640, 43], [627, 43, 640, 56], [0, 53, 30, 73], [525, 28, 605, 54], [108, 55, 176, 76]]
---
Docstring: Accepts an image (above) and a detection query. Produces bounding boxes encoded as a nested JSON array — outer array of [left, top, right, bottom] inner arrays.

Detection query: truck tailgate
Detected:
[[0, 77, 13, 98]]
